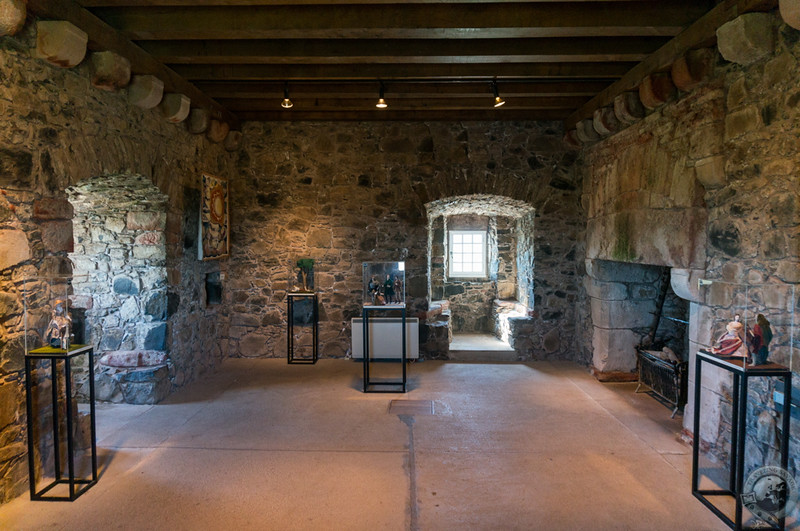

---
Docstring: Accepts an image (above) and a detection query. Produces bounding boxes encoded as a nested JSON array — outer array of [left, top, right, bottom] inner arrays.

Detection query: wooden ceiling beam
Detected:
[[565, 0, 778, 128], [86, 2, 711, 40], [26, 0, 239, 127], [172, 62, 638, 81], [140, 37, 666, 65], [216, 96, 590, 111], [233, 108, 571, 122], [78, 0, 683, 6], [194, 80, 612, 98]]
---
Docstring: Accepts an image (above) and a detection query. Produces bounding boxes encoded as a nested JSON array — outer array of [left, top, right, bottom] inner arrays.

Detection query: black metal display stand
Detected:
[[25, 344, 98, 501], [692, 351, 792, 530], [287, 293, 318, 364], [362, 305, 407, 393]]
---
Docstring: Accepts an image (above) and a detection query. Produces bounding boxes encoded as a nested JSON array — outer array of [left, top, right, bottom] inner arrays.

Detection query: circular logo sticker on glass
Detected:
[[741, 466, 798, 527]]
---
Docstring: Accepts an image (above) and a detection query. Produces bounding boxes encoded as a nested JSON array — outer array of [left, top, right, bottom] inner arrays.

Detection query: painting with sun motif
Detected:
[[198, 173, 229, 260]]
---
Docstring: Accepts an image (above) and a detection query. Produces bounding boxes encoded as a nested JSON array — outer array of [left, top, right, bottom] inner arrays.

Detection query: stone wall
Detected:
[[0, 27, 235, 502], [580, 13, 799, 500], [227, 121, 585, 361]]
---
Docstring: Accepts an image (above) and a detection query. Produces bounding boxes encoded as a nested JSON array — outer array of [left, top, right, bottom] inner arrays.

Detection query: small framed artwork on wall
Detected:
[[198, 172, 229, 260]]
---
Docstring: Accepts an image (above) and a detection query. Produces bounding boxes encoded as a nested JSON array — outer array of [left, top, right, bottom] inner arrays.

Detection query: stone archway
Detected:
[[67, 174, 170, 404], [424, 194, 536, 355]]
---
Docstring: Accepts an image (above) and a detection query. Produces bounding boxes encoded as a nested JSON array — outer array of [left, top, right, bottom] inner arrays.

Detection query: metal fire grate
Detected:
[[635, 348, 688, 418], [389, 400, 434, 415]]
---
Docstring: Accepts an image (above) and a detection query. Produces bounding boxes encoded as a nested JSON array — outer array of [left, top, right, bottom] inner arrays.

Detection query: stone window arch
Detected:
[[67, 174, 170, 404], [425, 194, 535, 335]]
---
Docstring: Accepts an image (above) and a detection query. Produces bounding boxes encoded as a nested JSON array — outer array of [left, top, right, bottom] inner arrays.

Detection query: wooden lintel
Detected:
[[26, 0, 239, 128], [564, 0, 778, 129]]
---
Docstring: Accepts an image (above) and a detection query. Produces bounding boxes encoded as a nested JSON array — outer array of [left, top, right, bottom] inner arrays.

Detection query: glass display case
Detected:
[[362, 261, 405, 307], [692, 281, 797, 529], [22, 276, 88, 353], [288, 258, 315, 294]]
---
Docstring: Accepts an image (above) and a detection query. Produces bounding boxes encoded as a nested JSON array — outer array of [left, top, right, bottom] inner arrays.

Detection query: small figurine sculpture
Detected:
[[45, 299, 72, 350], [393, 277, 403, 304], [383, 274, 395, 304], [368, 275, 384, 305], [706, 314, 750, 362], [295, 258, 314, 292], [749, 314, 773, 365]]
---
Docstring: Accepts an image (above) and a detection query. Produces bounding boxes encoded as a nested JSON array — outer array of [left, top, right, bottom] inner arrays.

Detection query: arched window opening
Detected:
[[425, 195, 535, 358]]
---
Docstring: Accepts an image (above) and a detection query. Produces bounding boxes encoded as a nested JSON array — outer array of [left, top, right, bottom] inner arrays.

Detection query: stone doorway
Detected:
[[67, 174, 171, 404]]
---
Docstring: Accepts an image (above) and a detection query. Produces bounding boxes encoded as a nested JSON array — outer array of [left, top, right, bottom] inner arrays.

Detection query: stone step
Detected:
[[448, 349, 518, 362]]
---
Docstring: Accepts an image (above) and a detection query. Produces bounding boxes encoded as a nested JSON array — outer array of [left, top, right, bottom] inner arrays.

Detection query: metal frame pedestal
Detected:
[[692, 351, 792, 530], [362, 305, 407, 393], [287, 293, 318, 364], [25, 344, 98, 501]]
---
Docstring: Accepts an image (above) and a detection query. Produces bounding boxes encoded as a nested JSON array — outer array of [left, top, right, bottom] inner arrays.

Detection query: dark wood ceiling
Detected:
[[25, 1, 775, 125]]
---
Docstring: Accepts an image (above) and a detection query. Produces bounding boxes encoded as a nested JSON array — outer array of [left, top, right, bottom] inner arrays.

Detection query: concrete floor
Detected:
[[0, 359, 727, 530]]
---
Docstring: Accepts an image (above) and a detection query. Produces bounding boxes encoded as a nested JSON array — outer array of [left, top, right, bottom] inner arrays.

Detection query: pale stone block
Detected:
[[592, 106, 620, 136], [159, 93, 191, 123], [694, 155, 727, 189], [639, 73, 676, 110], [614, 91, 645, 124], [127, 211, 166, 231], [590, 297, 655, 329], [669, 268, 705, 303], [207, 119, 230, 143], [34, 20, 88, 68], [0, 229, 30, 270], [724, 105, 761, 140], [133, 245, 166, 261], [224, 130, 243, 151], [0, 0, 26, 37], [575, 118, 599, 143], [91, 51, 131, 91], [585, 278, 628, 301], [591, 326, 639, 373], [717, 13, 775, 66], [780, 0, 800, 29], [128, 75, 164, 109], [187, 108, 210, 134]]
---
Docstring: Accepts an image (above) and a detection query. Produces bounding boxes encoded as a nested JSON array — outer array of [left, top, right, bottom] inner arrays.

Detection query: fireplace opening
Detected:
[[587, 259, 690, 416]]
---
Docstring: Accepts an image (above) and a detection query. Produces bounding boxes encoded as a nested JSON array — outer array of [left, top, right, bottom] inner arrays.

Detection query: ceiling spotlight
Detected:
[[491, 81, 505, 108], [281, 83, 293, 109], [376, 82, 388, 109]]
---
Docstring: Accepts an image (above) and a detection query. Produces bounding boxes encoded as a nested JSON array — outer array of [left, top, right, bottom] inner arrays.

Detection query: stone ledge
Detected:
[[99, 350, 168, 368], [591, 368, 638, 382]]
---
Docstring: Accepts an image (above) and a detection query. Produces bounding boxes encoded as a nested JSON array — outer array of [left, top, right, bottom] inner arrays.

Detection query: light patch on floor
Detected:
[[389, 399, 434, 415]]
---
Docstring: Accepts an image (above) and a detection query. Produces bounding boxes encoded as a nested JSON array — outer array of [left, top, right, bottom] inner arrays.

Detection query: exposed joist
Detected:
[[234, 108, 571, 122], [86, 2, 711, 40], [26, 0, 240, 127], [77, 0, 696, 6], [216, 96, 590, 111], [139, 37, 667, 65], [194, 80, 612, 99], [564, 0, 778, 128], [172, 62, 638, 81]]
